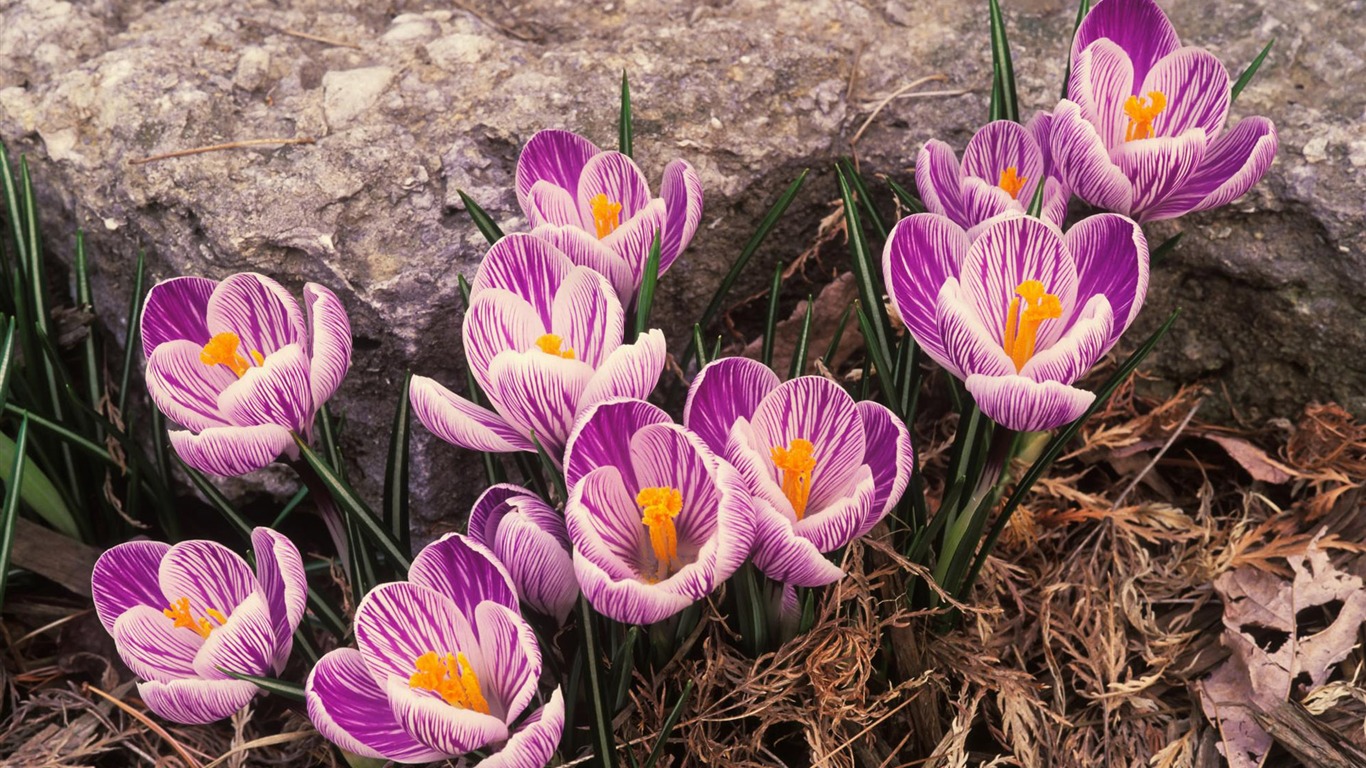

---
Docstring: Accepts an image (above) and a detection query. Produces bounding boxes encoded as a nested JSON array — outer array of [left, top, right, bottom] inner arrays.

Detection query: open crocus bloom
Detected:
[[516, 129, 703, 302], [562, 398, 755, 625], [306, 533, 564, 766], [883, 212, 1149, 432], [468, 484, 579, 625], [91, 528, 306, 724], [684, 358, 913, 587], [917, 116, 1069, 237], [141, 273, 352, 477], [410, 233, 665, 460], [1051, 0, 1278, 222]]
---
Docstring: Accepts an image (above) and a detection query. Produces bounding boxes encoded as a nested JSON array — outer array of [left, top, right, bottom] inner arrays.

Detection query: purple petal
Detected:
[[484, 351, 594, 457], [145, 340, 235, 432], [565, 466, 651, 583], [915, 140, 967, 227], [1041, 177, 1070, 229], [112, 605, 202, 683], [551, 267, 623, 369], [881, 213, 971, 374], [1026, 110, 1059, 181], [960, 215, 1079, 351], [354, 581, 477, 692], [307, 648, 445, 763], [1144, 47, 1230, 141], [959, 177, 1022, 229], [141, 276, 217, 357], [965, 374, 1096, 432], [205, 273, 307, 358], [1019, 294, 1114, 384], [856, 401, 914, 532], [463, 289, 544, 396], [750, 498, 847, 587], [217, 343, 313, 431], [602, 198, 667, 285], [303, 284, 352, 410], [665, 459, 755, 599], [515, 130, 601, 217], [467, 485, 534, 546], [629, 424, 721, 545], [472, 601, 541, 723], [659, 159, 703, 272], [1147, 116, 1278, 221], [1050, 99, 1135, 214], [387, 675, 508, 756], [167, 424, 294, 477], [475, 689, 565, 768], [575, 151, 653, 227], [962, 120, 1046, 205], [192, 592, 277, 679], [409, 376, 536, 453], [1072, 0, 1181, 86], [408, 532, 519, 621], [531, 224, 636, 305], [725, 419, 801, 522], [1064, 213, 1149, 347], [682, 356, 780, 456], [471, 234, 574, 328], [138, 678, 258, 725], [571, 549, 694, 625], [249, 528, 307, 670], [1069, 39, 1137, 153], [749, 376, 866, 513], [579, 329, 666, 413], [525, 180, 581, 229], [935, 279, 1016, 379], [159, 539, 257, 620], [563, 397, 671, 489], [470, 491, 578, 624], [1113, 128, 1208, 221], [92, 540, 170, 633], [792, 466, 876, 551]]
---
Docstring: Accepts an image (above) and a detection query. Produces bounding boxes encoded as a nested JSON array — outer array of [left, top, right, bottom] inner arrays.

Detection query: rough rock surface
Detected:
[[0, 0, 1361, 535]]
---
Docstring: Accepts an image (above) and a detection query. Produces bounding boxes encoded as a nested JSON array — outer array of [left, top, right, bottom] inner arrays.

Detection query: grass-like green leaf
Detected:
[[1060, 0, 1091, 99], [577, 597, 619, 768], [691, 324, 711, 368], [821, 302, 852, 370], [118, 252, 147, 416], [0, 415, 28, 612], [610, 625, 640, 712], [293, 436, 412, 572], [887, 177, 925, 215], [0, 431, 76, 539], [633, 230, 662, 340], [837, 166, 895, 387], [1026, 176, 1046, 218], [854, 302, 900, 413], [681, 169, 808, 369], [988, 0, 1020, 123], [530, 433, 568, 502], [643, 680, 695, 768], [74, 232, 102, 421], [761, 260, 783, 369], [456, 189, 505, 246], [839, 159, 888, 242], [1149, 231, 1184, 266], [1231, 39, 1274, 104], [218, 668, 306, 702], [384, 372, 413, 553], [788, 295, 813, 380], [269, 486, 310, 529], [619, 71, 634, 159]]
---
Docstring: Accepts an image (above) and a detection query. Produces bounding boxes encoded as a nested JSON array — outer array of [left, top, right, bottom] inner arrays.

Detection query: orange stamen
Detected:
[[590, 193, 623, 239], [1124, 91, 1167, 141], [409, 651, 491, 713], [534, 334, 576, 359], [162, 597, 228, 639], [637, 486, 683, 581], [998, 166, 1028, 199], [1001, 280, 1063, 371], [770, 439, 817, 519]]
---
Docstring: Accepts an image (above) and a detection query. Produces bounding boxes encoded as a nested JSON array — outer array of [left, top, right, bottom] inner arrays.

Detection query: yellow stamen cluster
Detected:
[[770, 439, 817, 520], [998, 166, 1028, 199], [637, 486, 683, 581], [1003, 280, 1063, 371], [163, 597, 228, 639], [534, 333, 576, 359], [589, 193, 623, 239], [199, 332, 264, 377], [1123, 91, 1167, 141], [409, 651, 491, 714]]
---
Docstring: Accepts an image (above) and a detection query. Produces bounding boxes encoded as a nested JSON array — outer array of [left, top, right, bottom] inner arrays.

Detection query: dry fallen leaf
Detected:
[[1199, 530, 1366, 768], [1203, 433, 1299, 484]]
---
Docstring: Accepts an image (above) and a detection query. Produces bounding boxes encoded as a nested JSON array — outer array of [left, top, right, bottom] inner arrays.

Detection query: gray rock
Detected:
[[0, 0, 1360, 536]]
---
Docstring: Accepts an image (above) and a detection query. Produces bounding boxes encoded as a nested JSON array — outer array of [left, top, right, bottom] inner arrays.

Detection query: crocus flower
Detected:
[[883, 212, 1149, 432], [410, 234, 665, 460], [516, 129, 703, 302], [91, 528, 306, 724], [916, 116, 1069, 236], [1051, 0, 1278, 222], [141, 273, 352, 477], [683, 358, 913, 587], [306, 533, 563, 766], [562, 398, 755, 625], [468, 484, 579, 624]]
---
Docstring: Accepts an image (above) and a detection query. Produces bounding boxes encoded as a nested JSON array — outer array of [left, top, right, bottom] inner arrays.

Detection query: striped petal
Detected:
[[469, 487, 577, 624], [387, 676, 508, 756], [141, 276, 217, 356], [1147, 116, 1278, 221], [354, 581, 477, 692], [629, 424, 720, 545], [602, 198, 667, 286], [882, 213, 971, 374], [564, 398, 672, 489], [476, 689, 565, 768], [750, 377, 867, 513], [408, 532, 519, 622], [1019, 294, 1114, 385], [138, 677, 258, 725], [682, 356, 780, 456], [960, 215, 1079, 351], [915, 140, 968, 226], [935, 279, 1016, 379], [1051, 99, 1135, 215], [792, 465, 875, 552], [472, 601, 541, 723], [655, 459, 754, 604], [463, 288, 544, 396], [409, 376, 536, 453], [515, 130, 601, 216], [167, 424, 294, 476], [576, 151, 652, 227], [750, 498, 847, 587], [1072, 0, 1181, 86], [551, 267, 623, 369], [579, 329, 666, 413], [565, 466, 652, 583], [1114, 128, 1208, 221], [1070, 39, 1137, 152], [962, 120, 1046, 206], [1064, 213, 1149, 348], [525, 180, 581, 229], [217, 343, 313, 431], [92, 540, 170, 633], [471, 234, 575, 328], [485, 351, 594, 457], [966, 373, 1096, 432], [1144, 47, 1230, 140], [531, 224, 636, 305], [159, 539, 257, 621], [205, 273, 307, 358], [249, 528, 307, 670], [571, 546, 695, 625], [307, 648, 445, 763], [193, 592, 277, 679], [659, 159, 703, 273], [112, 605, 202, 683], [146, 340, 235, 432], [303, 284, 352, 409], [856, 400, 914, 532]]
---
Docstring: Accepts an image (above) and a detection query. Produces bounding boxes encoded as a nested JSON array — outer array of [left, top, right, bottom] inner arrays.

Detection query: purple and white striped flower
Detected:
[[468, 484, 579, 625], [1051, 0, 1278, 222], [562, 398, 756, 625], [516, 129, 703, 302], [917, 115, 1069, 237], [883, 212, 1149, 432], [306, 533, 563, 767], [684, 358, 913, 587], [410, 234, 666, 461], [141, 273, 352, 477], [90, 528, 306, 724]]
